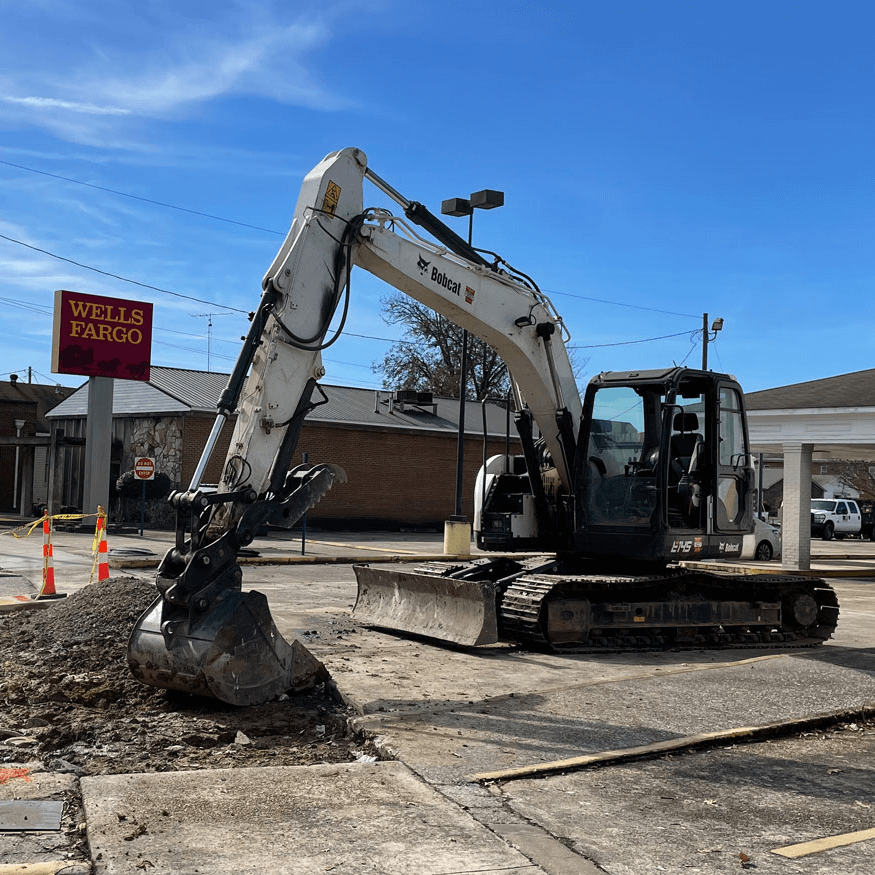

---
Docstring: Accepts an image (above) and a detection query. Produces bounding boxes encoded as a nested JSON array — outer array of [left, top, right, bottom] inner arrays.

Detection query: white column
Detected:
[[781, 442, 812, 571]]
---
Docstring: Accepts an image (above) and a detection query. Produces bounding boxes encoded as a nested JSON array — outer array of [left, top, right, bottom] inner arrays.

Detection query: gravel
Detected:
[[0, 576, 376, 775]]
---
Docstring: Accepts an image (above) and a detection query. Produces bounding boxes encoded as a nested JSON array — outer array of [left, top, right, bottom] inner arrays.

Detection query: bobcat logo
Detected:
[[417, 255, 430, 275]]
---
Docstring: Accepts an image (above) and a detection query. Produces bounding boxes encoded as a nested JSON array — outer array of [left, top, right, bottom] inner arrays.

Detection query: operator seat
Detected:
[[669, 412, 703, 523], [670, 413, 702, 478]]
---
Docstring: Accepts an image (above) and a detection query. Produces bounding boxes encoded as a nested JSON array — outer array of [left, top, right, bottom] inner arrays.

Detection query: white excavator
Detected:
[[127, 148, 838, 706]]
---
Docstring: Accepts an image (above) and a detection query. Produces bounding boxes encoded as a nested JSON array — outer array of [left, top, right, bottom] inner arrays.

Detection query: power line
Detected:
[[0, 158, 284, 236], [2, 158, 706, 322], [1, 159, 705, 323], [0, 296, 53, 316], [547, 288, 699, 320], [153, 338, 236, 361], [0, 286, 695, 362], [569, 329, 694, 349], [0, 232, 248, 313]]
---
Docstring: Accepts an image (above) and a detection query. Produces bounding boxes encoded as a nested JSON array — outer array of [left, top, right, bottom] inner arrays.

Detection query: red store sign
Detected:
[[51, 289, 153, 381]]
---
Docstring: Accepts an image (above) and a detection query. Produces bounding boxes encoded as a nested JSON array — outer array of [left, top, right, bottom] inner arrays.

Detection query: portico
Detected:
[[745, 369, 875, 571]]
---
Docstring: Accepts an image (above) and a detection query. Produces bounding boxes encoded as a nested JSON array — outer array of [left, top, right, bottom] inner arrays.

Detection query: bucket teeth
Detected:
[[128, 590, 328, 706]]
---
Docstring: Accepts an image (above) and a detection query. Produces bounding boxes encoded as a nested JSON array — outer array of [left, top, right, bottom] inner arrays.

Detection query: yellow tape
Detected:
[[3, 517, 45, 540], [2, 510, 104, 539], [89, 509, 108, 585]]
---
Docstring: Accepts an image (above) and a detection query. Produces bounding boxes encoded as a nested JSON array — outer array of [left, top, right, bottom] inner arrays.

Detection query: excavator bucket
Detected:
[[128, 589, 328, 706], [352, 564, 501, 646]]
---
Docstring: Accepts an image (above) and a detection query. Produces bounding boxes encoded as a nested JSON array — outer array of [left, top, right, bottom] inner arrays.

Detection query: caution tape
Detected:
[[2, 510, 104, 540], [1, 507, 110, 590], [89, 507, 110, 584]]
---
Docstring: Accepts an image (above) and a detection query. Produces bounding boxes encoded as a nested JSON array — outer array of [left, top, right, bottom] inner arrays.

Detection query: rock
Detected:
[[4, 736, 38, 747], [47, 757, 85, 775]]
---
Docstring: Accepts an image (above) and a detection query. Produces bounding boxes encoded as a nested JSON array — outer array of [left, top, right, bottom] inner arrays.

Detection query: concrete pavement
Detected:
[[1, 521, 875, 874]]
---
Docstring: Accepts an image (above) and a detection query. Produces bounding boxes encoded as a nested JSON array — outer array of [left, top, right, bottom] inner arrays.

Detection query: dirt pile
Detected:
[[0, 577, 377, 777]]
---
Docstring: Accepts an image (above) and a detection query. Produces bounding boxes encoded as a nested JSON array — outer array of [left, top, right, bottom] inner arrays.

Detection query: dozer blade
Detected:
[[128, 589, 328, 706], [352, 565, 501, 646]]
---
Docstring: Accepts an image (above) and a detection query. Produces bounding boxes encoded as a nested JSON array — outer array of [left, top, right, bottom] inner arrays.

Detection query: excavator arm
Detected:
[[128, 147, 581, 704]]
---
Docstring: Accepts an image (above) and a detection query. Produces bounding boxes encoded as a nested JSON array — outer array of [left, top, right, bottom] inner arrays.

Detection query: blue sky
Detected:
[[1, 1, 873, 396]]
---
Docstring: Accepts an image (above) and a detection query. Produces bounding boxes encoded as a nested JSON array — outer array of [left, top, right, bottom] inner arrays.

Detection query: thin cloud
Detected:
[[2, 96, 131, 116], [0, 3, 349, 146], [93, 22, 338, 115]]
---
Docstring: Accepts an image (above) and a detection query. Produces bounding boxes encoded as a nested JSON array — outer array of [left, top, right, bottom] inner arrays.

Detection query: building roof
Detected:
[[0, 378, 76, 430], [48, 367, 230, 416], [307, 383, 514, 436], [745, 368, 875, 411], [46, 367, 515, 437]]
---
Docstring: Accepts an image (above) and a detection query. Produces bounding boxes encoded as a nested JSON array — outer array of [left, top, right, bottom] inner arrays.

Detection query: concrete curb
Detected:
[[469, 702, 875, 783], [109, 552, 476, 570], [106, 552, 875, 578], [0, 596, 57, 613], [683, 561, 875, 578], [0, 864, 91, 875]]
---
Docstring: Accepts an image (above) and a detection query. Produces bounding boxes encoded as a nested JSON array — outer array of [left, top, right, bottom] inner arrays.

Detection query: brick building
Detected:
[[45, 367, 519, 528], [0, 375, 75, 514]]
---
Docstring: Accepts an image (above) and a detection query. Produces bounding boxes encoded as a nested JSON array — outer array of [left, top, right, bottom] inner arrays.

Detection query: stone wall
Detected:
[[124, 417, 184, 486]]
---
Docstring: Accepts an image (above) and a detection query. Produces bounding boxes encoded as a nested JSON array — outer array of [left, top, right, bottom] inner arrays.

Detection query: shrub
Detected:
[[115, 470, 174, 500]]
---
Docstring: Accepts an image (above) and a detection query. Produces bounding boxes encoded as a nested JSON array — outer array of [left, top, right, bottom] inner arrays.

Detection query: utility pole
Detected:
[[701, 313, 724, 370], [702, 313, 709, 370]]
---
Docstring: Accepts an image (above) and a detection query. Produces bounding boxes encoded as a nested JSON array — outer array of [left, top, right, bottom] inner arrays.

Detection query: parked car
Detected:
[[810, 498, 862, 540], [742, 517, 782, 561]]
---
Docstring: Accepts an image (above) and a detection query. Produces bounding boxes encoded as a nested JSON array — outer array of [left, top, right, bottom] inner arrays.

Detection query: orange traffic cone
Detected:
[[33, 512, 66, 600], [93, 508, 110, 582]]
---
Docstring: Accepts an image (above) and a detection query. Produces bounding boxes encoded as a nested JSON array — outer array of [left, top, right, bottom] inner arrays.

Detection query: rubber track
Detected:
[[499, 569, 840, 652]]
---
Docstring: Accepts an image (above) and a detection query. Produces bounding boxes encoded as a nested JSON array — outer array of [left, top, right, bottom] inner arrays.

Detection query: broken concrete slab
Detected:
[[80, 761, 545, 875]]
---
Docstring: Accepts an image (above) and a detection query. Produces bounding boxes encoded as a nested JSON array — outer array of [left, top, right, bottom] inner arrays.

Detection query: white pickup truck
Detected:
[[810, 498, 862, 540]]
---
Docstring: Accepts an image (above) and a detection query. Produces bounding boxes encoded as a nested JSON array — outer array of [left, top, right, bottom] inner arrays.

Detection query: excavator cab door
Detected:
[[575, 368, 754, 562], [712, 381, 754, 538]]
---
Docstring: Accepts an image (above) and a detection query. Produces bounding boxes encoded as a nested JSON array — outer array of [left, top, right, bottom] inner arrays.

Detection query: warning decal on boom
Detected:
[[322, 181, 341, 216]]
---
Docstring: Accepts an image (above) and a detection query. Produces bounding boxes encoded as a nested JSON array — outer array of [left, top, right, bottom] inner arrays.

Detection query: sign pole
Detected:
[[133, 457, 156, 537], [83, 376, 114, 519]]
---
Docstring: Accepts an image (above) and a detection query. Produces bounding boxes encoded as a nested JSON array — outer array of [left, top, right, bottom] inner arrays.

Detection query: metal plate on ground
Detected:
[[0, 572, 35, 597], [0, 799, 65, 830]]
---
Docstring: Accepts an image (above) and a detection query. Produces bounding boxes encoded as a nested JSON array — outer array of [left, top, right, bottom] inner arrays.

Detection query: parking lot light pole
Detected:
[[440, 189, 504, 552]]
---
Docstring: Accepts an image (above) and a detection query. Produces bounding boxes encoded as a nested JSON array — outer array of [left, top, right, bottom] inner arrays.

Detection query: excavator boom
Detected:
[[127, 147, 582, 704]]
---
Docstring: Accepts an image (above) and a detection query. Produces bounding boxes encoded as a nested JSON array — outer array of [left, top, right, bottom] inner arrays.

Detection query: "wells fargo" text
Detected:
[[67, 299, 146, 344]]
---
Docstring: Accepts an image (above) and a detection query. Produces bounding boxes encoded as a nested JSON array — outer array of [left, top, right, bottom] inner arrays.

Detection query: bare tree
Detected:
[[834, 460, 875, 499], [373, 294, 510, 400]]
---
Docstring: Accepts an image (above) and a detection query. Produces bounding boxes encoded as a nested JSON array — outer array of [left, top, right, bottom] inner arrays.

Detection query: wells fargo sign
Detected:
[[51, 290, 153, 381]]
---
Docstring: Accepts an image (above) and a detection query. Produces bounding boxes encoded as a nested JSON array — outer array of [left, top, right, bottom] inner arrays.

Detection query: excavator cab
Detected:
[[474, 367, 754, 561], [576, 367, 754, 563]]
